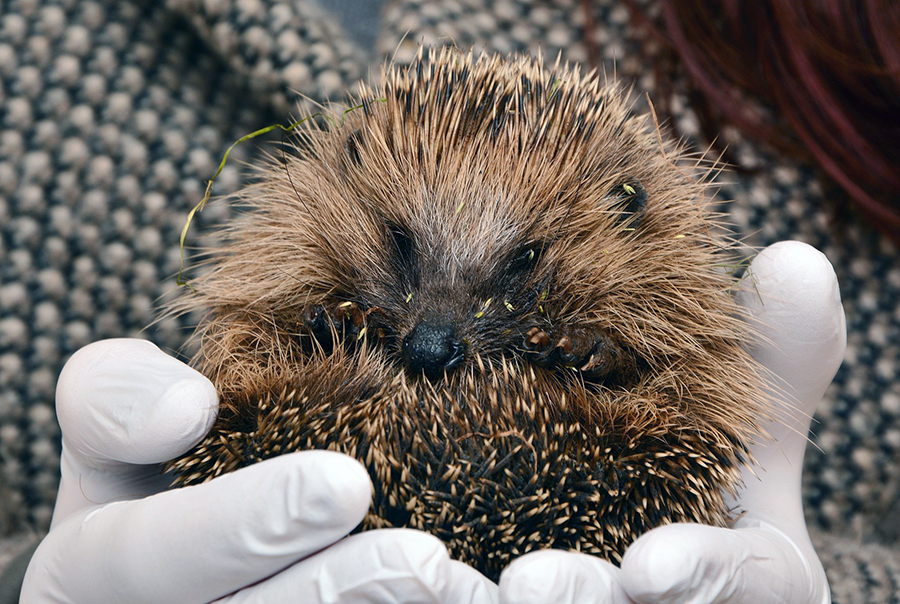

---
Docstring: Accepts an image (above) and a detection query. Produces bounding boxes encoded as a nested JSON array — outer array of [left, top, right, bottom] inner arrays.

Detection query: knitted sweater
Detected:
[[1, 1, 897, 601]]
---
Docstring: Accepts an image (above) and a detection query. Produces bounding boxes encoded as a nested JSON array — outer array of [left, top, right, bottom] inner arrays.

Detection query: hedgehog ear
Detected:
[[608, 181, 647, 228]]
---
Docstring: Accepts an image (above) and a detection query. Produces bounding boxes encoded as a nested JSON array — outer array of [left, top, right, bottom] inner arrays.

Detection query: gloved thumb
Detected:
[[620, 522, 826, 604]]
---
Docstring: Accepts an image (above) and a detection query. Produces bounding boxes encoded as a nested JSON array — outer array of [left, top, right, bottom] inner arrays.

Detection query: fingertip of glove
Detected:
[[278, 451, 372, 530], [621, 549, 681, 601], [315, 451, 373, 524], [500, 550, 624, 604], [745, 241, 841, 315], [148, 374, 219, 457], [499, 551, 565, 603], [739, 241, 846, 405], [57, 339, 211, 463], [622, 524, 743, 603], [56, 339, 154, 413], [159, 370, 219, 427], [171, 453, 372, 563]]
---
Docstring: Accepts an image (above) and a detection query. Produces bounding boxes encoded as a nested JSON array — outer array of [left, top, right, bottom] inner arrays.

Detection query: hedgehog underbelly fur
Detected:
[[168, 49, 768, 581]]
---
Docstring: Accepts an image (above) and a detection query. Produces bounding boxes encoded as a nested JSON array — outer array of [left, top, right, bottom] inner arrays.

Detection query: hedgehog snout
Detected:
[[401, 320, 466, 378]]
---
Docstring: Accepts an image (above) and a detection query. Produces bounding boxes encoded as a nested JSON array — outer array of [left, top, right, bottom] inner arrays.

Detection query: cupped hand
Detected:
[[22, 339, 498, 604], [498, 240, 845, 604]]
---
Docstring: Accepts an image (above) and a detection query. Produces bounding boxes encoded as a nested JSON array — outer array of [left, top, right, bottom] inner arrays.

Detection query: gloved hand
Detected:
[[498, 240, 846, 604], [21, 338, 498, 604]]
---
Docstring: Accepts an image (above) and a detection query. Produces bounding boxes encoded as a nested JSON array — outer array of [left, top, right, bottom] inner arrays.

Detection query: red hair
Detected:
[[622, 0, 900, 241]]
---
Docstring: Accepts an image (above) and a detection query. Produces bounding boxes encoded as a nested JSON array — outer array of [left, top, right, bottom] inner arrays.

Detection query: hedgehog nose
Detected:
[[401, 321, 465, 377]]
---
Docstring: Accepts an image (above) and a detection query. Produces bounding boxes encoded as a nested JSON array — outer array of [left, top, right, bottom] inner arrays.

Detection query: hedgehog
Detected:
[[168, 48, 769, 582]]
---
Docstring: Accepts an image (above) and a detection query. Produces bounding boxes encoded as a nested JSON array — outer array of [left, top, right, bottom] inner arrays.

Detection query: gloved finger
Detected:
[[56, 338, 218, 466], [23, 451, 372, 604], [620, 522, 827, 604], [732, 241, 844, 564], [52, 338, 219, 522], [737, 240, 846, 432], [498, 549, 633, 604], [215, 529, 499, 604]]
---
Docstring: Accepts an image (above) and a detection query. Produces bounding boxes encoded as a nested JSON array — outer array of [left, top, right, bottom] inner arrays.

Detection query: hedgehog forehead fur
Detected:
[[171, 48, 769, 580]]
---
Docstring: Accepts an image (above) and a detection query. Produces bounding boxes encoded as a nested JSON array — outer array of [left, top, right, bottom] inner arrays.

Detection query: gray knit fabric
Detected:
[[1, 0, 898, 602]]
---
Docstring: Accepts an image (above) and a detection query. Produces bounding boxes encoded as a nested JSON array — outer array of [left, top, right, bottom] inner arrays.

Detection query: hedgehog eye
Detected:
[[508, 244, 543, 274], [388, 223, 415, 265], [345, 130, 363, 166], [609, 181, 647, 228]]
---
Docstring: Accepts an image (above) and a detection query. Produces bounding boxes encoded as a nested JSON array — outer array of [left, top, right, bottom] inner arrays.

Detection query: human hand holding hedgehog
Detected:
[[20, 241, 843, 604], [21, 339, 498, 603], [500, 240, 845, 604], [23, 50, 845, 603]]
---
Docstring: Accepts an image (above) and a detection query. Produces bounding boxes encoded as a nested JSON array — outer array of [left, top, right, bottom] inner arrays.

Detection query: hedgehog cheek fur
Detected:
[[167, 48, 770, 583]]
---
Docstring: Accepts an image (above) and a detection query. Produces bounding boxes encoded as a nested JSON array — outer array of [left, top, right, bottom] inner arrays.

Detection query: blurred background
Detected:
[[1, 1, 898, 601]]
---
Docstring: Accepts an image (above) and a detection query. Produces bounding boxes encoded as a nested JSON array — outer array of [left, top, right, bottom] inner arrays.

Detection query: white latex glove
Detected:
[[498, 240, 846, 604], [21, 338, 498, 604]]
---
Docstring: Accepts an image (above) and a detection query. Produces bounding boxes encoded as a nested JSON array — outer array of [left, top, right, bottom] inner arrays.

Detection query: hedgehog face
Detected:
[[171, 50, 767, 581], [298, 168, 644, 387]]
